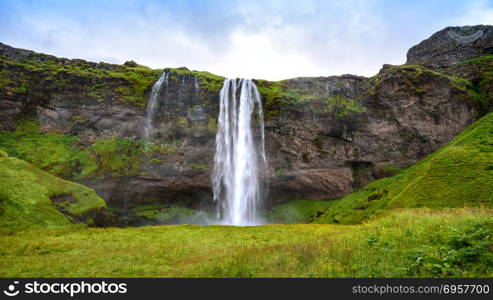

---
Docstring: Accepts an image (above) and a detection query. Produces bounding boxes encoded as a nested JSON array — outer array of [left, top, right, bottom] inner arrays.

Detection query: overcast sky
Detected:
[[1, 0, 492, 80]]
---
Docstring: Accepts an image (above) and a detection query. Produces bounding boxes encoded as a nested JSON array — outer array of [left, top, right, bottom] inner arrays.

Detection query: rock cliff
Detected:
[[0, 25, 491, 217]]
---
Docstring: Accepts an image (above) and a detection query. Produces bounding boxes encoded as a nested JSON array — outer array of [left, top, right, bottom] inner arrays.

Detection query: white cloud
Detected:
[[456, 0, 493, 25], [6, 0, 490, 81]]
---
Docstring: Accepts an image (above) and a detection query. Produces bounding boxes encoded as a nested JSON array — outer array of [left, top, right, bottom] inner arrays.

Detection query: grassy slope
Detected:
[[0, 152, 106, 233], [310, 112, 493, 224], [0, 209, 491, 277]]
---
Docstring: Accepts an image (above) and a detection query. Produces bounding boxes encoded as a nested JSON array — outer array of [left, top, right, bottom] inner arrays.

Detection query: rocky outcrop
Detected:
[[0, 25, 491, 214], [406, 25, 493, 69]]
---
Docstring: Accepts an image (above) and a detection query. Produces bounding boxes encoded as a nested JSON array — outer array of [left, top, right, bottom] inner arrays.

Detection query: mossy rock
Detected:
[[0, 156, 107, 233]]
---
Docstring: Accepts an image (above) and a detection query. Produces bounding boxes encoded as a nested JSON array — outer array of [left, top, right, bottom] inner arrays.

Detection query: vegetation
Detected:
[[131, 204, 210, 224], [367, 64, 485, 111], [255, 79, 334, 118], [459, 55, 493, 112], [254, 80, 289, 117], [0, 53, 161, 107], [0, 119, 146, 179], [164, 67, 224, 104], [0, 154, 106, 233], [268, 200, 333, 223], [311, 112, 493, 224], [327, 95, 366, 118], [89, 137, 144, 177], [0, 119, 95, 179], [0, 209, 490, 277]]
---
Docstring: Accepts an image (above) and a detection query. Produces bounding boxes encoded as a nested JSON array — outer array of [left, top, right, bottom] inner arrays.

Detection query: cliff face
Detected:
[[406, 25, 493, 69], [0, 25, 491, 215]]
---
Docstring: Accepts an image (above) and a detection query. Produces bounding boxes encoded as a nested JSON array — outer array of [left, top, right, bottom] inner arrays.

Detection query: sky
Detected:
[[0, 0, 492, 80]]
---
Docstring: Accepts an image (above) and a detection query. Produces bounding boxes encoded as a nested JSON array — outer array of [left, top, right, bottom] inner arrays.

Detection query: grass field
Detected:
[[1, 208, 491, 278]]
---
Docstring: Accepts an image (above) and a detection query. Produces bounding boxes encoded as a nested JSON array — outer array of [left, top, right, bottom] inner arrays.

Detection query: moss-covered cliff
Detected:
[[0, 151, 107, 233], [1, 25, 492, 222]]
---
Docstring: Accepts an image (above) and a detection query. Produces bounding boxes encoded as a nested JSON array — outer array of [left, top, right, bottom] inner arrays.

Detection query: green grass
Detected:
[[0, 209, 491, 277], [311, 112, 493, 224], [0, 154, 106, 233]]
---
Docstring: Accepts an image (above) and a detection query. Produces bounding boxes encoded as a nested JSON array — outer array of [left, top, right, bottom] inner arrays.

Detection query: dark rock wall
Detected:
[[406, 25, 493, 69]]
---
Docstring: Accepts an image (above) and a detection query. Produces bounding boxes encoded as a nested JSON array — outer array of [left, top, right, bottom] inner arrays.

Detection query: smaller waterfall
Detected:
[[144, 72, 168, 141], [212, 79, 267, 226], [194, 75, 200, 93]]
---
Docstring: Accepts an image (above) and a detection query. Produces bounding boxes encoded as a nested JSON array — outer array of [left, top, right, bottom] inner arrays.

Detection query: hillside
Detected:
[[309, 112, 493, 224], [0, 150, 107, 233]]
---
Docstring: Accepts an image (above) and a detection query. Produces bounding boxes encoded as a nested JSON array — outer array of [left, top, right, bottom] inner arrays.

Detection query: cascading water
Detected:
[[212, 79, 267, 226], [144, 72, 168, 141]]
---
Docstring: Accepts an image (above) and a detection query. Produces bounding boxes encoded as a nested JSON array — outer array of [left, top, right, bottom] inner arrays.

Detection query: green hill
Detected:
[[310, 112, 493, 224], [0, 150, 107, 233]]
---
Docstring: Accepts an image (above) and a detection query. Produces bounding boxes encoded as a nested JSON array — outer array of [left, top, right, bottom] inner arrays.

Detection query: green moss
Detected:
[[0, 54, 161, 108], [459, 55, 493, 112], [254, 79, 321, 117], [275, 168, 285, 176], [88, 137, 144, 177], [0, 156, 106, 233], [145, 139, 180, 154], [461, 55, 493, 66], [0, 120, 95, 179], [311, 112, 493, 224], [164, 67, 225, 102], [268, 200, 334, 223], [207, 118, 218, 132], [132, 204, 208, 224], [190, 163, 209, 171], [0, 120, 147, 179], [254, 80, 286, 117], [371, 64, 485, 110], [327, 95, 366, 118]]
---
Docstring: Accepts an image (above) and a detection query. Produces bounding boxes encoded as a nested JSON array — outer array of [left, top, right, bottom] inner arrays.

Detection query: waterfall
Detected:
[[194, 75, 200, 98], [212, 79, 267, 226], [144, 72, 168, 141]]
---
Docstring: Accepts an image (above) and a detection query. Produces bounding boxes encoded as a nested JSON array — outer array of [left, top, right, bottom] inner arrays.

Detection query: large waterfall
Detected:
[[212, 79, 267, 226], [144, 72, 168, 141]]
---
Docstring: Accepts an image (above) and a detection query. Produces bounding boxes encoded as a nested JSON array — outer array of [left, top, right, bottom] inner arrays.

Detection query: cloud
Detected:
[[0, 0, 491, 80], [456, 0, 493, 25]]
